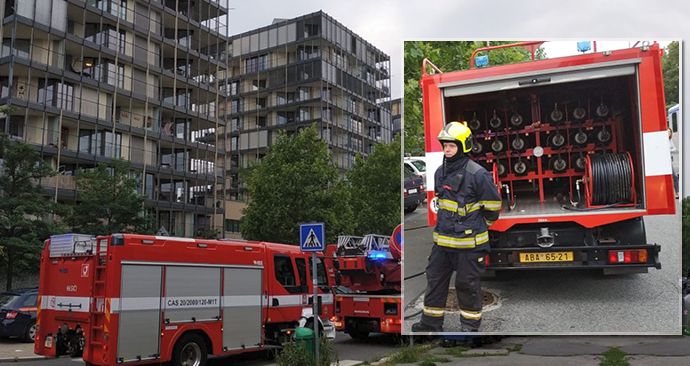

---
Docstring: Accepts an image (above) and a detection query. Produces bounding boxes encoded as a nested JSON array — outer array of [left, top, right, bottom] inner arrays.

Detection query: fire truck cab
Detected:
[[35, 233, 334, 366]]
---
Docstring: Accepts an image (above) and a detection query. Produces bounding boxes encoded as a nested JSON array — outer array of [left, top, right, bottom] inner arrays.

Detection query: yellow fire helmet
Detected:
[[437, 121, 473, 153]]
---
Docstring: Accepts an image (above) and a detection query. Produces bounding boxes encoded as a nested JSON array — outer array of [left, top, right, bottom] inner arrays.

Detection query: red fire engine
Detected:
[[331, 232, 402, 339], [34, 233, 335, 366], [421, 42, 675, 273]]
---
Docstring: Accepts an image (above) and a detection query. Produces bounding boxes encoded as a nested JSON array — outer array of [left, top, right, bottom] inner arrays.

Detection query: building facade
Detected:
[[0, 0, 230, 237], [221, 11, 392, 237]]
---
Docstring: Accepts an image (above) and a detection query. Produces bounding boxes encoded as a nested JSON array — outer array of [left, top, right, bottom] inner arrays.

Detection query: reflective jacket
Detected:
[[433, 157, 501, 250]]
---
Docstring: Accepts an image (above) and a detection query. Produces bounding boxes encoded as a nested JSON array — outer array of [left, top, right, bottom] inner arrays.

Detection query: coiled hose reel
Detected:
[[584, 152, 635, 207]]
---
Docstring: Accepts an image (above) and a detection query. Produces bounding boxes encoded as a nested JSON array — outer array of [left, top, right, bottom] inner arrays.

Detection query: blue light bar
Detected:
[[577, 41, 592, 53], [475, 55, 489, 68], [367, 250, 389, 261]]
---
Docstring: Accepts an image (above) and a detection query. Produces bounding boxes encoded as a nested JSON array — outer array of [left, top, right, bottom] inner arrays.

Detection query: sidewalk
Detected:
[[375, 336, 690, 366], [0, 340, 43, 361]]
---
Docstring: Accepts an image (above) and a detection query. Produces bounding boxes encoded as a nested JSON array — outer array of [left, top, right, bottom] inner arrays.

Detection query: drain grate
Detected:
[[445, 289, 497, 311]]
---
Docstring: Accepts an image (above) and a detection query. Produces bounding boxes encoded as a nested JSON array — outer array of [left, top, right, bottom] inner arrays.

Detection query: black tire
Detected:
[[348, 329, 369, 340], [404, 204, 418, 214], [171, 333, 208, 366], [22, 321, 36, 343]]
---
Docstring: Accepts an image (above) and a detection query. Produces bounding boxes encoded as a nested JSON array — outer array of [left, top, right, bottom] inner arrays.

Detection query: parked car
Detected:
[[404, 156, 427, 181], [404, 164, 425, 213], [0, 288, 38, 342]]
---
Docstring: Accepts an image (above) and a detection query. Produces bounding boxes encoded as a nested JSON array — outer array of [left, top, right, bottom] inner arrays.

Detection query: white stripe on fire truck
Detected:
[[643, 131, 673, 177], [221, 295, 263, 307], [110, 297, 161, 312], [41, 296, 91, 313], [425, 152, 444, 191]]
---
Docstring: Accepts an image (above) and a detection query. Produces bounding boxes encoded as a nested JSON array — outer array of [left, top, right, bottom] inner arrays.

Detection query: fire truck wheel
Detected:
[[22, 321, 36, 343], [348, 329, 369, 340], [171, 333, 208, 366]]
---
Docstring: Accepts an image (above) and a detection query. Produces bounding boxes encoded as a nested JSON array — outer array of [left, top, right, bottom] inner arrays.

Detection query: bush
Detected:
[[276, 336, 338, 366]]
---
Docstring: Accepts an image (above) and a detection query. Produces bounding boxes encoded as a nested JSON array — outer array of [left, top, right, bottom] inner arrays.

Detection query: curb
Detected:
[[0, 355, 46, 362]]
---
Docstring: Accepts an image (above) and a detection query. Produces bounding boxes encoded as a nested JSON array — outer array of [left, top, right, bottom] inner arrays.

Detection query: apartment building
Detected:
[[221, 11, 392, 237], [0, 0, 230, 237]]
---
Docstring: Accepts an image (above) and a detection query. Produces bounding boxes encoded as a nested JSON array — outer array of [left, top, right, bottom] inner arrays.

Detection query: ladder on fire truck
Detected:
[[336, 234, 390, 256], [87, 237, 108, 358]]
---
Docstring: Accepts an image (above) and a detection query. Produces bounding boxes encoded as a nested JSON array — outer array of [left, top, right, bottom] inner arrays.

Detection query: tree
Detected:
[[662, 41, 679, 108], [240, 125, 354, 244], [347, 137, 401, 236], [403, 41, 545, 155], [0, 132, 61, 290], [68, 159, 152, 236]]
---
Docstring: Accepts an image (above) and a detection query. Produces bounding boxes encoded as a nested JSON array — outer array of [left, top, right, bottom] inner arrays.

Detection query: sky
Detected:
[[226, 0, 688, 100]]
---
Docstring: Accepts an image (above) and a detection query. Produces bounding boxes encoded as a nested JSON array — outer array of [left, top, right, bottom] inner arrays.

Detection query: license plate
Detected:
[[519, 251, 573, 263], [408, 188, 418, 194]]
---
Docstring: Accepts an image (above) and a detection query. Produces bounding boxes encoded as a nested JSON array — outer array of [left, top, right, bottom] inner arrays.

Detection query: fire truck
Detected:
[[421, 42, 675, 273], [34, 233, 335, 366], [331, 230, 402, 339]]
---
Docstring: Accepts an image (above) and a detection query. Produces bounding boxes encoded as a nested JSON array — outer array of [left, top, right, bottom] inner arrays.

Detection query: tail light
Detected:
[[484, 254, 491, 266], [5, 311, 17, 319], [608, 249, 648, 264]]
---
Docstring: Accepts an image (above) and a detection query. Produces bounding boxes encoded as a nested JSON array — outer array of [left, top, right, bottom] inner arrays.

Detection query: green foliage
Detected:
[[275, 337, 338, 366], [662, 41, 679, 107], [240, 125, 354, 244], [403, 41, 544, 155], [347, 136, 401, 236], [600, 347, 629, 366], [68, 159, 152, 236], [0, 132, 63, 290], [682, 197, 690, 276]]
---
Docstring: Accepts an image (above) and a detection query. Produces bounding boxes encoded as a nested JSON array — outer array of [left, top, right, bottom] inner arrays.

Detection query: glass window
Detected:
[[295, 258, 307, 291], [308, 257, 329, 287], [38, 79, 74, 110], [274, 256, 297, 290]]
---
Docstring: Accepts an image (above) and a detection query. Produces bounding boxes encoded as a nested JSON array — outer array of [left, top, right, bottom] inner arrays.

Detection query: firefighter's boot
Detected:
[[411, 321, 443, 333]]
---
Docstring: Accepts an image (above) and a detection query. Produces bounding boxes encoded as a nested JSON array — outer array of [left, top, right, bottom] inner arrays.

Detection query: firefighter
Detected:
[[411, 121, 501, 332]]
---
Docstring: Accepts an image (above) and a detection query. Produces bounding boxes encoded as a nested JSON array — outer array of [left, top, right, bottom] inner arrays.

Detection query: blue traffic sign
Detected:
[[300, 223, 325, 252]]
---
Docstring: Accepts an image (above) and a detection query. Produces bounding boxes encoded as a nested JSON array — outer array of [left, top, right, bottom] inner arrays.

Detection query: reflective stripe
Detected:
[[465, 202, 482, 214], [477, 200, 501, 211], [433, 231, 489, 249], [423, 306, 445, 317], [438, 199, 458, 212], [459, 308, 482, 320]]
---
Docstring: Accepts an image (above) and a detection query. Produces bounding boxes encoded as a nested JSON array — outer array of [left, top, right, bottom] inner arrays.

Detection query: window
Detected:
[[85, 24, 125, 54], [78, 130, 122, 157], [224, 219, 240, 233], [145, 173, 154, 199], [87, 0, 128, 20], [38, 79, 74, 110], [297, 45, 319, 60], [245, 54, 268, 73], [308, 257, 329, 287], [304, 23, 320, 38], [274, 256, 298, 292], [86, 60, 124, 89], [1, 38, 30, 58], [295, 258, 308, 292]]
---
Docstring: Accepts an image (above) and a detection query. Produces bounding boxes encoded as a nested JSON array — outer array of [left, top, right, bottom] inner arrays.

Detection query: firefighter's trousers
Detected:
[[420, 243, 486, 331]]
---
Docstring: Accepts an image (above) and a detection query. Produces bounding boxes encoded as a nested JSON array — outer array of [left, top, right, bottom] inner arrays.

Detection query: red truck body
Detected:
[[35, 233, 334, 365], [421, 43, 675, 272]]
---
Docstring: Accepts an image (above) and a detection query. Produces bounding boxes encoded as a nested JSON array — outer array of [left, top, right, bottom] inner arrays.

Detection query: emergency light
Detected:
[[577, 41, 592, 53], [475, 55, 489, 68], [367, 250, 390, 261]]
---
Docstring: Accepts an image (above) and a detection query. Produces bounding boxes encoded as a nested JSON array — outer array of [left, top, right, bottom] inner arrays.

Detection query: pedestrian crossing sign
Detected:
[[300, 223, 325, 252]]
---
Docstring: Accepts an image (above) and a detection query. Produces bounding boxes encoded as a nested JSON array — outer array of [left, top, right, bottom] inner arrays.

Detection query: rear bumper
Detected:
[[486, 244, 661, 270], [404, 193, 425, 208]]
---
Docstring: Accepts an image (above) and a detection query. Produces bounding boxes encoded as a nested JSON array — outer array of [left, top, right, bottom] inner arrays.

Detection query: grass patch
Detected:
[[442, 346, 470, 357], [418, 361, 436, 366], [600, 347, 629, 366], [380, 345, 428, 365], [506, 343, 523, 353]]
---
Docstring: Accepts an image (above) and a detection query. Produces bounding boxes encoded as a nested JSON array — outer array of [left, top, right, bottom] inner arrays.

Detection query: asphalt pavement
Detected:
[[403, 200, 682, 334], [0, 332, 400, 366]]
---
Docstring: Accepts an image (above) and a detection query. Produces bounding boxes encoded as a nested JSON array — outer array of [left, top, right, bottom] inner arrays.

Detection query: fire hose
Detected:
[[589, 152, 633, 205]]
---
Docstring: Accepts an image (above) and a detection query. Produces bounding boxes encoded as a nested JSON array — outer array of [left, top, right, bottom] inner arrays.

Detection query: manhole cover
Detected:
[[445, 288, 497, 311]]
